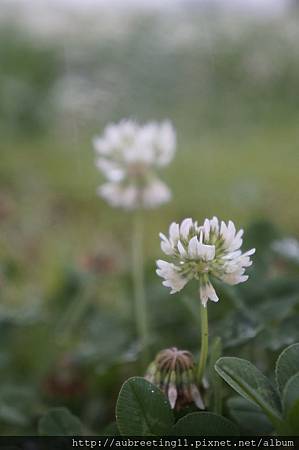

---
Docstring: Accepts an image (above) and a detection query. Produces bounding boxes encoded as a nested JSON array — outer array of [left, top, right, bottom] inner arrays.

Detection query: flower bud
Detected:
[[145, 347, 204, 411]]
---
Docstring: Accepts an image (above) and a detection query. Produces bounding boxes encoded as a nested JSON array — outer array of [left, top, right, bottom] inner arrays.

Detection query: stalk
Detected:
[[197, 300, 209, 385], [132, 211, 149, 366]]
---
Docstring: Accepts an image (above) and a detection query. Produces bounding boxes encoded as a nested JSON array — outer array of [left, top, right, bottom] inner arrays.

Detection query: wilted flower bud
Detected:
[[145, 347, 204, 410]]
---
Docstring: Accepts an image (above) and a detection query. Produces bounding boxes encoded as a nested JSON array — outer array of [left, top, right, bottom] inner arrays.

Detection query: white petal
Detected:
[[228, 228, 244, 252], [238, 275, 249, 283], [159, 232, 168, 242], [156, 259, 171, 271], [161, 240, 174, 256], [227, 220, 236, 240], [220, 221, 228, 239], [142, 179, 171, 208], [95, 158, 125, 182], [221, 272, 248, 285], [99, 182, 138, 210], [222, 250, 242, 260], [169, 222, 180, 244], [156, 259, 189, 293], [105, 123, 123, 148], [199, 282, 219, 306], [162, 273, 188, 294], [188, 236, 199, 259], [210, 216, 219, 232], [168, 385, 178, 409], [221, 220, 239, 249], [206, 283, 219, 302], [160, 230, 174, 255], [190, 384, 205, 410], [93, 137, 111, 155], [155, 120, 176, 167], [199, 284, 209, 307], [197, 242, 215, 261], [177, 240, 187, 257], [180, 218, 193, 240], [244, 248, 256, 256], [203, 218, 210, 241], [121, 185, 139, 209], [98, 183, 121, 207]]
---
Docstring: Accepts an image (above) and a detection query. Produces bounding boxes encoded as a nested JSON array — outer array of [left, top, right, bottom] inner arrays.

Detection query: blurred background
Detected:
[[0, 0, 299, 435]]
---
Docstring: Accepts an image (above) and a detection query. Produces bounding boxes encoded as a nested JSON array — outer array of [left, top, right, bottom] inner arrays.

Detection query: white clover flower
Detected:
[[93, 119, 176, 210], [156, 217, 255, 307]]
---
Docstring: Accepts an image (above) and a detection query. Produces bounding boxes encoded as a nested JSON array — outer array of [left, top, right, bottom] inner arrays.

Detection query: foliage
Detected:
[[1, 4, 299, 438], [215, 344, 299, 435]]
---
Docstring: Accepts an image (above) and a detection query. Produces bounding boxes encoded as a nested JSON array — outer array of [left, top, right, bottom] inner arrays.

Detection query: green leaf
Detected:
[[0, 404, 28, 427], [116, 377, 174, 436], [209, 337, 223, 414], [101, 421, 121, 436], [38, 407, 83, 436], [227, 397, 273, 435], [281, 373, 299, 435], [282, 372, 299, 413], [215, 310, 262, 349], [215, 357, 282, 426], [171, 412, 239, 436], [0, 384, 38, 427], [286, 400, 299, 433], [275, 343, 299, 394]]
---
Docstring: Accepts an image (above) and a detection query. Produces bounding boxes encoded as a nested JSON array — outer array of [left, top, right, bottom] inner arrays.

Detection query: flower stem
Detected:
[[197, 301, 209, 385], [132, 211, 149, 367]]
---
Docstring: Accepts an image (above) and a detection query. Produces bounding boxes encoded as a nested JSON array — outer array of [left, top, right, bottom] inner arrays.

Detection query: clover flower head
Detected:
[[145, 347, 204, 410], [93, 119, 176, 210], [156, 217, 255, 307]]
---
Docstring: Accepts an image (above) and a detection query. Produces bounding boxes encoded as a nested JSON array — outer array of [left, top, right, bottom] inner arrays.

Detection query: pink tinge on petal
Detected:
[[168, 385, 178, 409]]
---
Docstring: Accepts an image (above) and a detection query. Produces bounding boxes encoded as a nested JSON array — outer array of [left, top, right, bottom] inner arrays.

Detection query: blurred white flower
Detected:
[[272, 237, 299, 264], [93, 119, 176, 210], [157, 217, 255, 306]]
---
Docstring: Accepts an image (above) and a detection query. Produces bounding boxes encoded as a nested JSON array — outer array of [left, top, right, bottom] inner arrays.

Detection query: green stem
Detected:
[[132, 211, 149, 367], [197, 301, 209, 385]]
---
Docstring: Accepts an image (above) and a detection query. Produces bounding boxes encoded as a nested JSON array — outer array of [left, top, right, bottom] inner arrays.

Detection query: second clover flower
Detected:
[[93, 119, 176, 210], [156, 217, 255, 306]]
